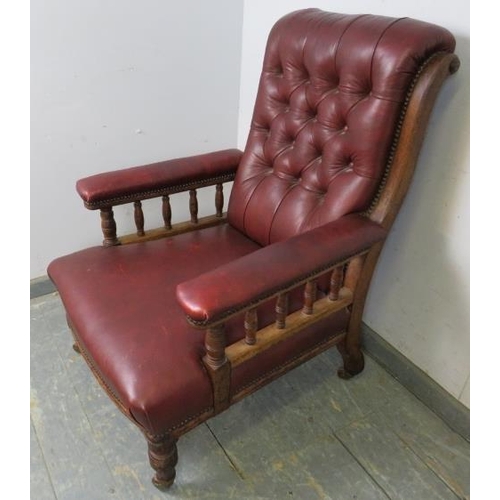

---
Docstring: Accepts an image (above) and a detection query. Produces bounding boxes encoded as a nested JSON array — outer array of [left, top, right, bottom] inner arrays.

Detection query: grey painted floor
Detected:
[[31, 293, 469, 500]]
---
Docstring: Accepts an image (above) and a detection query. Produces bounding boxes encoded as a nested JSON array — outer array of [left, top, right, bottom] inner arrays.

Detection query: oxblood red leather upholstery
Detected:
[[228, 10, 455, 245], [48, 9, 457, 445], [48, 224, 351, 433], [77, 149, 242, 207], [48, 225, 259, 433], [177, 214, 387, 325]]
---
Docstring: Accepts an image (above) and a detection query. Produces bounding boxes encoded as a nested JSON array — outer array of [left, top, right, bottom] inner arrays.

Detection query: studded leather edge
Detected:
[[82, 173, 237, 209], [364, 52, 443, 215]]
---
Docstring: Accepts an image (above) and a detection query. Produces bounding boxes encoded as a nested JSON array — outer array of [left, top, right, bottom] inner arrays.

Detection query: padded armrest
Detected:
[[76, 148, 243, 208], [176, 214, 387, 326]]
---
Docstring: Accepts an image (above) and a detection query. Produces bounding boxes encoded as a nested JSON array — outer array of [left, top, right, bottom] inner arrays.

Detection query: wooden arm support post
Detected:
[[203, 325, 231, 412]]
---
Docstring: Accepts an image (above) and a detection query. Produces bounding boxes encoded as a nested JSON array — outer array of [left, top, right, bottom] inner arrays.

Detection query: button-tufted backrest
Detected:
[[227, 9, 455, 246]]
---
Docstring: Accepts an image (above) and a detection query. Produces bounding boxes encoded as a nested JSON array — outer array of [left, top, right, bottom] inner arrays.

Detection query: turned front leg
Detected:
[[145, 432, 178, 490]]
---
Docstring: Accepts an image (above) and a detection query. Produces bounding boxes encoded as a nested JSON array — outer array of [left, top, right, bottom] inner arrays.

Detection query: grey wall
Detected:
[[31, 0, 244, 278]]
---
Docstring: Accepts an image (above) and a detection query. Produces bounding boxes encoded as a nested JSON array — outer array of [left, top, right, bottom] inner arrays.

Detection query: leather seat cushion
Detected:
[[48, 223, 349, 434]]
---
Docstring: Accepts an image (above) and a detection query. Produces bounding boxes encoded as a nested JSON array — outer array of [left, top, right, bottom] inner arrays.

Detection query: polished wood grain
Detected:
[[93, 177, 235, 246], [231, 333, 346, 405], [162, 195, 172, 230], [99, 207, 119, 247], [189, 189, 198, 224], [215, 183, 224, 218], [204, 325, 227, 370], [337, 244, 383, 379], [329, 266, 343, 301], [369, 53, 460, 230], [344, 254, 366, 291], [118, 214, 227, 245], [145, 432, 178, 490], [303, 280, 317, 315], [133, 200, 145, 236], [244, 308, 258, 345], [275, 293, 289, 329], [207, 362, 231, 414], [226, 288, 353, 368], [203, 325, 231, 413]]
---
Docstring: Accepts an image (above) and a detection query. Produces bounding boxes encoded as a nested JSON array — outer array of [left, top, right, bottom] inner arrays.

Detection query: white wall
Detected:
[[31, 0, 244, 278], [238, 1, 470, 407]]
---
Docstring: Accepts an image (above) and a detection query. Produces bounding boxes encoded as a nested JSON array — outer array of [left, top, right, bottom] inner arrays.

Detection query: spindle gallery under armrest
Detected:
[[97, 179, 232, 247], [199, 259, 357, 414], [226, 287, 353, 368]]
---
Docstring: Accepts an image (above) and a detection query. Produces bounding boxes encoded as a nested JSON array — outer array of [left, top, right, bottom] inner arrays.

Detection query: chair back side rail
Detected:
[[368, 52, 460, 230], [335, 53, 460, 373]]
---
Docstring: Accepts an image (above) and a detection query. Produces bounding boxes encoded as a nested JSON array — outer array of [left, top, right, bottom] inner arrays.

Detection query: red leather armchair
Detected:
[[48, 9, 459, 489]]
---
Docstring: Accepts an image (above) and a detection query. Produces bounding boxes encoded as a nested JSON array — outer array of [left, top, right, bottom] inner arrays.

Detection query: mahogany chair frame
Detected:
[[68, 52, 459, 489]]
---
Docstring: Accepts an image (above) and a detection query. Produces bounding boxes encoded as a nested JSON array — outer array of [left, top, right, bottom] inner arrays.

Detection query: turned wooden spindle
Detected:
[[215, 183, 224, 218], [343, 255, 366, 291], [204, 325, 226, 369], [275, 293, 289, 329], [189, 189, 198, 224], [244, 308, 258, 345], [162, 195, 172, 230], [146, 432, 178, 490], [134, 200, 145, 236], [100, 207, 119, 247], [303, 280, 317, 315], [161, 195, 172, 230], [329, 266, 344, 301]]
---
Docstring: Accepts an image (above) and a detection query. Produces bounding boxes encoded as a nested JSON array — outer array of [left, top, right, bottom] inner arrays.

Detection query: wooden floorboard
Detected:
[[369, 392, 470, 499], [31, 293, 470, 499], [207, 371, 390, 500], [31, 418, 57, 500], [30, 297, 121, 500], [334, 414, 462, 500]]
